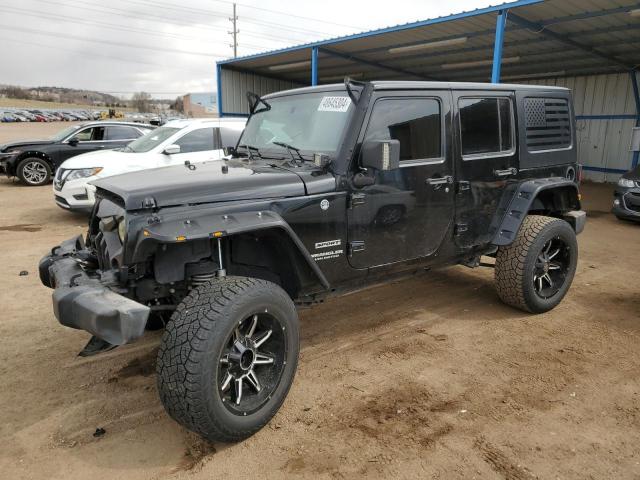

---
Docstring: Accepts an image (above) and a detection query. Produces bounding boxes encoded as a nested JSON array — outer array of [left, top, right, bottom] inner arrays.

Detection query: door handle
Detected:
[[493, 167, 517, 177], [426, 175, 453, 185]]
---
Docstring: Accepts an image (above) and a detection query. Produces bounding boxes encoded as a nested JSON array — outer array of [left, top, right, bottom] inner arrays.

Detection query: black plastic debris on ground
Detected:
[[93, 427, 106, 438], [19, 271, 28, 276]]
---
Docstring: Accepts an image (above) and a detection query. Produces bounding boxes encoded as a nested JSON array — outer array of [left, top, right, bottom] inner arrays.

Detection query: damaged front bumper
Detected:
[[39, 235, 149, 345]]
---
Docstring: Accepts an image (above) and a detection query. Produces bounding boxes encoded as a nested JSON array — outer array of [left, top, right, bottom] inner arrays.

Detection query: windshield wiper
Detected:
[[272, 141, 304, 163]]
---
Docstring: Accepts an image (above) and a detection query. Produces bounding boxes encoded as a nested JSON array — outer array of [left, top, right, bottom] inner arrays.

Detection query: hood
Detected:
[[622, 165, 640, 181], [1, 140, 54, 152], [60, 149, 131, 168], [91, 160, 307, 210]]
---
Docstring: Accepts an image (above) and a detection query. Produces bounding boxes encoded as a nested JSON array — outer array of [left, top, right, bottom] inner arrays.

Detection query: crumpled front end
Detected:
[[39, 205, 150, 345]]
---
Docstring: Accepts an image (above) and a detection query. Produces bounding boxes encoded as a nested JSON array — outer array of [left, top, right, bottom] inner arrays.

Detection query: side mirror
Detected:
[[222, 146, 236, 156], [163, 144, 181, 155], [68, 137, 79, 146], [361, 139, 400, 171]]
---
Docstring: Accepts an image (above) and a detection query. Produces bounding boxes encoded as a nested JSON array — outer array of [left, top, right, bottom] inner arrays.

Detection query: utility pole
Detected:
[[228, 3, 238, 58]]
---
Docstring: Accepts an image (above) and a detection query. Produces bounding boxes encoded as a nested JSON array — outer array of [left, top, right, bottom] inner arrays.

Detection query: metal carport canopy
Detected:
[[217, 0, 640, 109]]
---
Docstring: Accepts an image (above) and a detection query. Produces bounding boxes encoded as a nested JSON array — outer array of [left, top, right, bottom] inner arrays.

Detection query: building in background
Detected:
[[183, 92, 217, 118]]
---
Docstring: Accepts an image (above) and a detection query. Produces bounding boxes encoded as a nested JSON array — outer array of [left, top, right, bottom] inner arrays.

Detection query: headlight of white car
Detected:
[[65, 167, 103, 181], [617, 178, 636, 188]]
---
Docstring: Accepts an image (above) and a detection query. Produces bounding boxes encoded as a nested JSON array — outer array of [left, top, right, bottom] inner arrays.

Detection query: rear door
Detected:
[[104, 125, 144, 149], [452, 91, 517, 247], [347, 90, 455, 268]]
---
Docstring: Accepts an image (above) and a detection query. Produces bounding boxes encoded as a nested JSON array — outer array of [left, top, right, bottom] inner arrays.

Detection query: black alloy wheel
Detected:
[[218, 312, 288, 415], [532, 237, 571, 300]]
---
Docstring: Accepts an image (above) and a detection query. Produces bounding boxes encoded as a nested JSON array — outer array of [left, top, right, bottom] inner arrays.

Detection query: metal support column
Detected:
[[631, 69, 640, 168], [216, 63, 224, 117], [491, 9, 507, 83], [311, 46, 319, 86]]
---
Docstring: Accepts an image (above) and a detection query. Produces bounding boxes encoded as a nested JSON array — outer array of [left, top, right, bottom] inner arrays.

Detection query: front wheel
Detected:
[[16, 157, 52, 186], [157, 276, 299, 442], [495, 215, 578, 313]]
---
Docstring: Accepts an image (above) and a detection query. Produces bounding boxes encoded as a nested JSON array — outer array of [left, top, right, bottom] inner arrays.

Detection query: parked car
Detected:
[[0, 121, 154, 186], [40, 81, 584, 443], [1, 112, 17, 122], [612, 165, 640, 221], [18, 110, 37, 121], [53, 118, 246, 212]]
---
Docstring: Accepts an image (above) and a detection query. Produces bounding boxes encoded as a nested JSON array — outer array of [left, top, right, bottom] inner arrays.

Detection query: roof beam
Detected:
[[540, 4, 640, 26], [506, 12, 635, 70], [318, 47, 436, 81]]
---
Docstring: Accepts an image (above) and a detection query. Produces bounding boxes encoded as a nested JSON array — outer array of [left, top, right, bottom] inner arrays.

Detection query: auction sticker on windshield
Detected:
[[318, 96, 351, 112]]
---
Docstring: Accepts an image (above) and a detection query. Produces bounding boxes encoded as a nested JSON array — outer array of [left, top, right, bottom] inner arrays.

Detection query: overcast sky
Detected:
[[0, 0, 499, 99]]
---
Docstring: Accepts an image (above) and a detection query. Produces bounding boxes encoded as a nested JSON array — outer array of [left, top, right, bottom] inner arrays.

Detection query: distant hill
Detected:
[[0, 84, 125, 107]]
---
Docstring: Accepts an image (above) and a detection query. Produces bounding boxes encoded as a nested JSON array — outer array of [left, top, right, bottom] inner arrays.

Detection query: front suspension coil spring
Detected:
[[190, 273, 216, 287]]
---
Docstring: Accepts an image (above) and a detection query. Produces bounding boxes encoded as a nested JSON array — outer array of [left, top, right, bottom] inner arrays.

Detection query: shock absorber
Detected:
[[216, 237, 226, 278]]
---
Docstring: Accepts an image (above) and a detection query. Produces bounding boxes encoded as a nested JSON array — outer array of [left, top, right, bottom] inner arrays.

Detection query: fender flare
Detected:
[[491, 178, 580, 246], [133, 209, 330, 290], [10, 151, 53, 175]]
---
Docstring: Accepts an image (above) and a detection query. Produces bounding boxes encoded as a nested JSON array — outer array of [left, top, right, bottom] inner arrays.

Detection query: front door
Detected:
[[59, 126, 111, 162], [347, 91, 455, 269], [452, 91, 517, 247]]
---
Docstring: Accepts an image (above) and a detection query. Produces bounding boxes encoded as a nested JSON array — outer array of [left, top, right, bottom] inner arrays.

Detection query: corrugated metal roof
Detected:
[[218, 0, 640, 84]]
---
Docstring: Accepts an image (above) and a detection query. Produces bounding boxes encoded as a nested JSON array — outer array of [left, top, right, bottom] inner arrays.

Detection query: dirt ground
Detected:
[[0, 123, 639, 480]]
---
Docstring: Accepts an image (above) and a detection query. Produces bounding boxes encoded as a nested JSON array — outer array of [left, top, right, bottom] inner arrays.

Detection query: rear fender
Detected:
[[492, 178, 581, 246]]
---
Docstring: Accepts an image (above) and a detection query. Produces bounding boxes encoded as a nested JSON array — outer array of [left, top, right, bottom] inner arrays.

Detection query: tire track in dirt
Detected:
[[474, 436, 536, 480]]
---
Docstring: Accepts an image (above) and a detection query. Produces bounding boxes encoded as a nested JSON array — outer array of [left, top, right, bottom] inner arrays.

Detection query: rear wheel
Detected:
[[157, 276, 299, 442], [16, 157, 51, 186], [495, 215, 578, 313]]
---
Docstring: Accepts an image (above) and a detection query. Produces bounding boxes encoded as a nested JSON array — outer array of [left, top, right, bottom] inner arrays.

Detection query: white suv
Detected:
[[53, 118, 246, 212]]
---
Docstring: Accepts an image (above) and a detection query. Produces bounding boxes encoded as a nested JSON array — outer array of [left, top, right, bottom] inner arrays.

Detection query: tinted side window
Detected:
[[72, 126, 104, 141], [459, 97, 513, 157], [106, 126, 141, 140], [220, 127, 242, 148], [364, 98, 441, 162], [174, 128, 215, 153]]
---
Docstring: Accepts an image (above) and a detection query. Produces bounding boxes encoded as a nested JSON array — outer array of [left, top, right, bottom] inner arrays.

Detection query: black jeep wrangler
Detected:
[[39, 80, 585, 442]]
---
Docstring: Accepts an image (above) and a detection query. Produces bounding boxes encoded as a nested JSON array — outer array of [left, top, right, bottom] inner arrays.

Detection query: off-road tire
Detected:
[[156, 276, 299, 442], [16, 157, 52, 186], [495, 215, 578, 313]]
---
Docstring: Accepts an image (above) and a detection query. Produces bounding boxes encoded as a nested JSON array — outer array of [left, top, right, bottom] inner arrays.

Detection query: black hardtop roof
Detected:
[[264, 81, 569, 98]]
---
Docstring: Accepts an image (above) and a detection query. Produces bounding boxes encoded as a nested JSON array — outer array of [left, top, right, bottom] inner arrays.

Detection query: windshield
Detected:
[[123, 127, 180, 153], [238, 91, 353, 157], [50, 125, 82, 141]]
